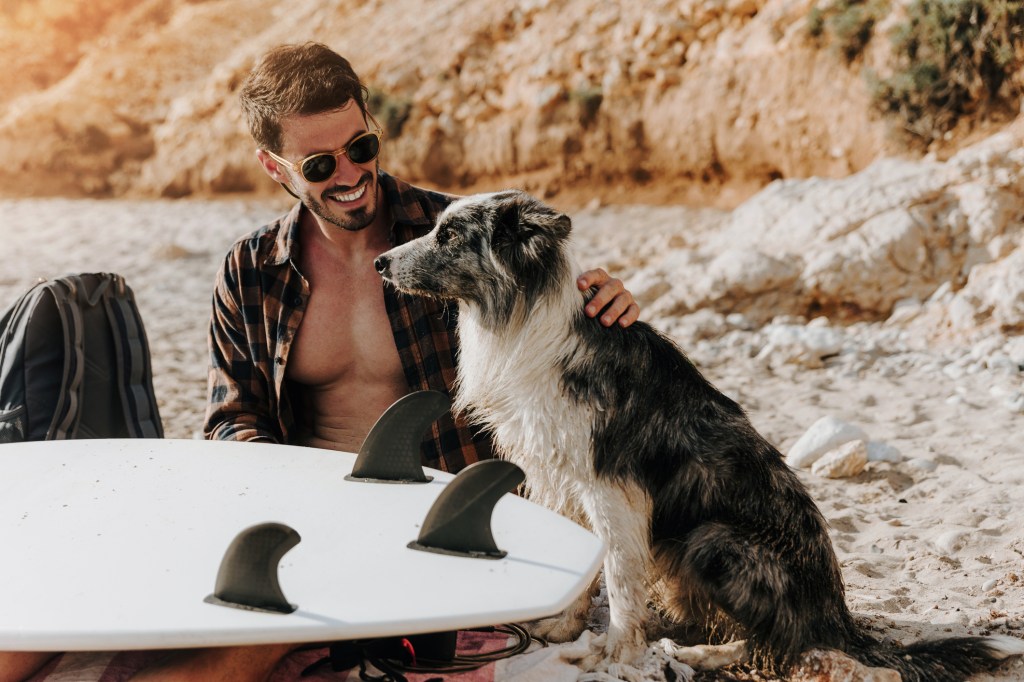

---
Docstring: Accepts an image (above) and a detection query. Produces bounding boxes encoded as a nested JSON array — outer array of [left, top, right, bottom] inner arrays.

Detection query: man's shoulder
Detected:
[[221, 204, 300, 267]]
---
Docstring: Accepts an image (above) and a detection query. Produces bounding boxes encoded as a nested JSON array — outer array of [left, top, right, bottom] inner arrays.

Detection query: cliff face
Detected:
[[0, 0, 1019, 205]]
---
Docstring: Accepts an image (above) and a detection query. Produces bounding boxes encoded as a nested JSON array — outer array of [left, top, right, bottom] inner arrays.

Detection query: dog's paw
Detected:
[[656, 638, 748, 671], [573, 630, 647, 672], [528, 613, 588, 643], [576, 637, 696, 682]]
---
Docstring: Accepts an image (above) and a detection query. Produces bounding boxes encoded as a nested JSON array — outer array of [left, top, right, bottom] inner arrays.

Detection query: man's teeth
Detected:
[[330, 185, 365, 202]]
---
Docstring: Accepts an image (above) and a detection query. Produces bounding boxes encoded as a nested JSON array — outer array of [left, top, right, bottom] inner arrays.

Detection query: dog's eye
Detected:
[[435, 227, 455, 246]]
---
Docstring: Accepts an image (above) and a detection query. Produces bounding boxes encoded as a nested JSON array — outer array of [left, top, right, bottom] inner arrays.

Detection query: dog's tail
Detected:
[[843, 630, 1024, 682]]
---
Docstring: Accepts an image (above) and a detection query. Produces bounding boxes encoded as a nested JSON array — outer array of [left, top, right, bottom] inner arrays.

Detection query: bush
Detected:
[[807, 0, 890, 62], [872, 0, 1024, 140], [568, 86, 603, 127], [367, 90, 413, 139]]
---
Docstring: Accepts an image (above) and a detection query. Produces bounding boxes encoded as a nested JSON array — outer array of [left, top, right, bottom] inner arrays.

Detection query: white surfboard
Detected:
[[0, 436, 605, 651]]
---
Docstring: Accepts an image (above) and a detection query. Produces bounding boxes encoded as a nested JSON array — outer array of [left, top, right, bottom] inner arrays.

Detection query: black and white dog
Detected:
[[374, 190, 1024, 679]]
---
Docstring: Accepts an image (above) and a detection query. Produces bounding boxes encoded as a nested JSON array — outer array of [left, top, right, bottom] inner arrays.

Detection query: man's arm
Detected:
[[203, 256, 281, 443], [577, 268, 640, 328]]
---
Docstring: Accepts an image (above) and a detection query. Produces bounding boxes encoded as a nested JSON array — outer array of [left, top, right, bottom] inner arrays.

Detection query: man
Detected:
[[0, 42, 639, 682]]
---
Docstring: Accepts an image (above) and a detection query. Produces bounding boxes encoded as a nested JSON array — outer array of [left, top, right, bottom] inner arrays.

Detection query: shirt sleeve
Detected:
[[203, 251, 280, 443]]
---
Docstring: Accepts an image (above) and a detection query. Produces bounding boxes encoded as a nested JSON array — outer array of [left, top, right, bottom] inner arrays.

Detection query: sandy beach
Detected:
[[1, 193, 1022, 681]]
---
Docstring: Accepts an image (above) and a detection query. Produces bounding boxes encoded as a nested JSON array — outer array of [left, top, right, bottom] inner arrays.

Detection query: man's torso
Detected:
[[287, 214, 407, 452]]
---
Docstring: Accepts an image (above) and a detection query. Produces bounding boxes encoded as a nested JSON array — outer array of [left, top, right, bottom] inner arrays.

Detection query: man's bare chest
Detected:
[[286, 260, 403, 389]]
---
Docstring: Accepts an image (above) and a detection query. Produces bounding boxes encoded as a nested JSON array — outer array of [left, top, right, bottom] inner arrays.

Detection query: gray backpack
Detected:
[[0, 273, 163, 442]]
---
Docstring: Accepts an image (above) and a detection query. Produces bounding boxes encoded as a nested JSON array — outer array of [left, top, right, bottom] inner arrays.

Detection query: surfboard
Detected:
[[0, 412, 605, 651]]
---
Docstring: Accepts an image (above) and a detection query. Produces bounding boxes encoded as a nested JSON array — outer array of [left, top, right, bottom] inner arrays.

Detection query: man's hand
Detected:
[[577, 268, 640, 328]]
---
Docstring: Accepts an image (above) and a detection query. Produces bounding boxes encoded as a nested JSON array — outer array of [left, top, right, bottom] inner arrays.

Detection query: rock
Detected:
[[787, 416, 869, 468], [812, 439, 868, 478], [906, 457, 938, 472], [793, 648, 901, 682], [934, 529, 969, 555], [866, 441, 903, 463], [757, 323, 846, 369], [1005, 392, 1024, 413]]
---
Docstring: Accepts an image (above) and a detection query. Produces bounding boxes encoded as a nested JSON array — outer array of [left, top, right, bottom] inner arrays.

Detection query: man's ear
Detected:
[[256, 149, 290, 184]]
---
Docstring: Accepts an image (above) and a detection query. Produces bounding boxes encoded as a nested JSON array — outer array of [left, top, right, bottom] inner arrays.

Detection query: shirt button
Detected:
[[293, 296, 304, 307]]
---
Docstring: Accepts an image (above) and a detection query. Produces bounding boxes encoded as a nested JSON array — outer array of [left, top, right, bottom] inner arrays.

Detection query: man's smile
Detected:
[[325, 179, 369, 205]]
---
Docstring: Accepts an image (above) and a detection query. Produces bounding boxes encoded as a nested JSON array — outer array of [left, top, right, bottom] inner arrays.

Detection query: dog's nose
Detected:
[[373, 254, 389, 274]]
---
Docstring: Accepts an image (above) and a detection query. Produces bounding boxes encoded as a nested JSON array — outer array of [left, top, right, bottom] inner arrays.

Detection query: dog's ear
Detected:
[[493, 199, 524, 248], [492, 192, 571, 248]]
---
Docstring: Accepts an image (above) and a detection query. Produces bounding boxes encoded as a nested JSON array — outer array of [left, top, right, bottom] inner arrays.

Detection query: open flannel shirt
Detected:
[[204, 171, 493, 473]]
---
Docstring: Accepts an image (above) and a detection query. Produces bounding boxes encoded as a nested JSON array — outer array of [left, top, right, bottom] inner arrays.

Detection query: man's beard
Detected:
[[303, 170, 377, 232]]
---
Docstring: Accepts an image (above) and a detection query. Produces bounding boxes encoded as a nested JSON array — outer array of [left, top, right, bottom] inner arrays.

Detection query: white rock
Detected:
[[866, 441, 903, 463], [811, 439, 868, 478], [1005, 392, 1024, 413], [934, 529, 968, 555], [907, 457, 938, 472], [758, 323, 846, 369], [942, 364, 967, 380], [786, 416, 869, 468]]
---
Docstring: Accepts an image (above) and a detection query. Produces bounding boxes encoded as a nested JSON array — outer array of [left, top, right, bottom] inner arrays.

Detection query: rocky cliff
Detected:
[[2, 0, 1020, 204]]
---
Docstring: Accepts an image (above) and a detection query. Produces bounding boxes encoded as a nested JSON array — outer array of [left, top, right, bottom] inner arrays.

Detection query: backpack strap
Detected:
[[100, 275, 163, 438], [48, 277, 86, 439]]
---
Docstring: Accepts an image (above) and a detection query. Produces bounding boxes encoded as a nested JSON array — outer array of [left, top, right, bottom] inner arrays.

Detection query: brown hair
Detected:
[[239, 42, 369, 153]]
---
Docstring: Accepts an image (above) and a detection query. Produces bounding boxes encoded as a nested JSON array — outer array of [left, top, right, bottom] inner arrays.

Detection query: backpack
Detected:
[[0, 273, 163, 443]]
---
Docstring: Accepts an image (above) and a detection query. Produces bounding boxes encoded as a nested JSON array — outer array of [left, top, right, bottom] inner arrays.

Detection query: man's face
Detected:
[[274, 103, 380, 232]]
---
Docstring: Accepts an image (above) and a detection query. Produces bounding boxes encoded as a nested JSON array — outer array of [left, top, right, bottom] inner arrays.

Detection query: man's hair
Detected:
[[239, 42, 369, 153]]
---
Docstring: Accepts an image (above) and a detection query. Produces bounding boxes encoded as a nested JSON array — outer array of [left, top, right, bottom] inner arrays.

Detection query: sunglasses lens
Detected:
[[348, 134, 380, 164], [301, 154, 337, 183]]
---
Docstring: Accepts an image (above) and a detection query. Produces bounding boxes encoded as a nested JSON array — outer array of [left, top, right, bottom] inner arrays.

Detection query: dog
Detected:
[[374, 189, 1024, 679]]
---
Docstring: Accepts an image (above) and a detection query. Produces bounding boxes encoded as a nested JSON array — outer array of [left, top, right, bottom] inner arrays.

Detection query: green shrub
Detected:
[[807, 0, 890, 62], [872, 0, 1024, 139], [367, 90, 413, 139], [568, 86, 603, 127]]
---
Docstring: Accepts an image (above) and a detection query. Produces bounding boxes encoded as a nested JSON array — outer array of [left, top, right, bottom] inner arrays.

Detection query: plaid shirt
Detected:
[[204, 171, 493, 472]]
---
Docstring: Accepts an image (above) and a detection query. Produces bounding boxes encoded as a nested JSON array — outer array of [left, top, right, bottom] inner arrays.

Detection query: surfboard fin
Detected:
[[408, 460, 525, 559], [346, 390, 452, 484], [204, 522, 300, 614]]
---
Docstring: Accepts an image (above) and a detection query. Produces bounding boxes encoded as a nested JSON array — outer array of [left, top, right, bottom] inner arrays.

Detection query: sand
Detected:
[[0, 196, 1021, 681]]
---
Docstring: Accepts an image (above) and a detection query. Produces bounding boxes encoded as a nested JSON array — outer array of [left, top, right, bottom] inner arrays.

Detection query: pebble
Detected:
[[942, 364, 967, 380], [934, 529, 968, 554], [867, 441, 903, 463], [983, 579, 999, 592], [906, 457, 938, 472], [787, 416, 869, 469], [812, 439, 868, 478]]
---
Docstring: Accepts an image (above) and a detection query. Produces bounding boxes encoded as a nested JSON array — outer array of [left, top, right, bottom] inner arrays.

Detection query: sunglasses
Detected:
[[264, 127, 382, 184]]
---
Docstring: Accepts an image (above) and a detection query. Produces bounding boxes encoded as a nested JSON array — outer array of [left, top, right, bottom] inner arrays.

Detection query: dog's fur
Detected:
[[375, 190, 1024, 679]]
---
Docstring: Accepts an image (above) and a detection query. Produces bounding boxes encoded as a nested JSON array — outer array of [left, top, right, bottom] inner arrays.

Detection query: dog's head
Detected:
[[375, 190, 573, 326]]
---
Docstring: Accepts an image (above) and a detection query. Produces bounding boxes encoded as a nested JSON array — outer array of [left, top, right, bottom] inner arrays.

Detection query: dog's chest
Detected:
[[455, 321, 594, 471]]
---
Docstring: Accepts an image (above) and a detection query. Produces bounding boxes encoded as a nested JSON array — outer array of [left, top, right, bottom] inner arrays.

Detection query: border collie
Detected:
[[374, 190, 1024, 679]]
